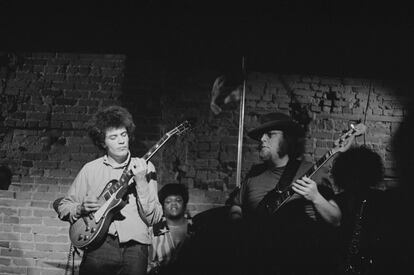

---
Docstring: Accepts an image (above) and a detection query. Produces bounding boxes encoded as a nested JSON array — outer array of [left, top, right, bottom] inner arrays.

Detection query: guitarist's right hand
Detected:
[[76, 195, 100, 217]]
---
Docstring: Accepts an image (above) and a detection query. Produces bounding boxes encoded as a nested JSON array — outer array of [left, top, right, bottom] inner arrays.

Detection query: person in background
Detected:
[[332, 145, 407, 275], [56, 105, 163, 275], [148, 183, 194, 275], [391, 106, 414, 274]]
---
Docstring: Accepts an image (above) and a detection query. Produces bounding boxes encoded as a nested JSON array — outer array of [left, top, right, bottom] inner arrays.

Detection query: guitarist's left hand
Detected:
[[130, 158, 148, 188], [292, 176, 321, 203]]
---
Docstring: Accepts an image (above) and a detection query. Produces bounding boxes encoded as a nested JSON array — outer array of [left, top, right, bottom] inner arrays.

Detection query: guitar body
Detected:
[[258, 159, 305, 217], [69, 180, 128, 250], [259, 189, 290, 217]]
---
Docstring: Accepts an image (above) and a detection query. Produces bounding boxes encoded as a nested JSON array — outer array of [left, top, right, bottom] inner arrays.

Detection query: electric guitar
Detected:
[[262, 123, 367, 215], [69, 121, 191, 250]]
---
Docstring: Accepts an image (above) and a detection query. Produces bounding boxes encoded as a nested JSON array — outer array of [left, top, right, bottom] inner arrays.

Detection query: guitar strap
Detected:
[[275, 157, 302, 191], [257, 157, 302, 216]]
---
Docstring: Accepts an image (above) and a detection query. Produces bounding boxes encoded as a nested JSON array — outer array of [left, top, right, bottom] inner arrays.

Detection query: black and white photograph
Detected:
[[1, 1, 413, 274]]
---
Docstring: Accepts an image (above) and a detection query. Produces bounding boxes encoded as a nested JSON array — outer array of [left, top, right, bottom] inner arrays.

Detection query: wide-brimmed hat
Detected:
[[247, 112, 305, 141]]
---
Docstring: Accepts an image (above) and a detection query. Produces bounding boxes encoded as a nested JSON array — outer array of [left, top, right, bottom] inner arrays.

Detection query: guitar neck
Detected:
[[123, 133, 174, 184], [142, 133, 173, 162], [283, 149, 338, 195], [304, 148, 337, 178]]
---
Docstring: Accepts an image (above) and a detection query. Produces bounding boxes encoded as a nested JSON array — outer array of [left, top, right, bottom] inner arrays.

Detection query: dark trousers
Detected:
[[80, 234, 148, 275]]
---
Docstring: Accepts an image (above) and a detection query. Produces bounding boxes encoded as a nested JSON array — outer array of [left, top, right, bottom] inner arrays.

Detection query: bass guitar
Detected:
[[262, 122, 367, 215], [69, 120, 191, 250]]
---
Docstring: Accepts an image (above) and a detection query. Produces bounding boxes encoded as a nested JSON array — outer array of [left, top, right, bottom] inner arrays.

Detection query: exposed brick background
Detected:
[[0, 52, 410, 274]]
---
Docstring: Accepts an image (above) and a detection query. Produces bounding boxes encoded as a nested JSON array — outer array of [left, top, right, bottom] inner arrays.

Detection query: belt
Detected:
[[106, 234, 140, 248]]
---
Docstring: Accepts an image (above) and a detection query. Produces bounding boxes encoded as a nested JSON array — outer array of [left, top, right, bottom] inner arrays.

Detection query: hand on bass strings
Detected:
[[292, 176, 321, 203]]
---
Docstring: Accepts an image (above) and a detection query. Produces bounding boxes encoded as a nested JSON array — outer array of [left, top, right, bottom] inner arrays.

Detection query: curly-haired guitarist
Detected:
[[56, 105, 163, 275]]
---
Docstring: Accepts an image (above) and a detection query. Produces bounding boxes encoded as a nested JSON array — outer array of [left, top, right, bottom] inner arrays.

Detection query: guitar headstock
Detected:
[[351, 123, 367, 136], [169, 120, 192, 137], [143, 120, 192, 161], [333, 123, 367, 153]]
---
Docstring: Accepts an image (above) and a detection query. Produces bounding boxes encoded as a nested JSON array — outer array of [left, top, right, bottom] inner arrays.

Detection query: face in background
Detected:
[[259, 130, 286, 162], [104, 127, 129, 162], [163, 195, 186, 220]]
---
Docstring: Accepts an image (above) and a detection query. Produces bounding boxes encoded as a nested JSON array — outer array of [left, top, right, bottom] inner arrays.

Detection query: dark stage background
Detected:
[[1, 0, 413, 79]]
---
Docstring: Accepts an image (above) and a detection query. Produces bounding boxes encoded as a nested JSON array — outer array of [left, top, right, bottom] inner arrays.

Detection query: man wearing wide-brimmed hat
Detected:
[[228, 112, 341, 275]]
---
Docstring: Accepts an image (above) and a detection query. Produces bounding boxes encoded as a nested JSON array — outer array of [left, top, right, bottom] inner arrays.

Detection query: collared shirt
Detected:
[[57, 152, 163, 244]]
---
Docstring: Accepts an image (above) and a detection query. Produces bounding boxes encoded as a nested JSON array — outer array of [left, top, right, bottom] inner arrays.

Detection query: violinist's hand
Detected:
[[292, 176, 320, 202], [130, 158, 148, 187]]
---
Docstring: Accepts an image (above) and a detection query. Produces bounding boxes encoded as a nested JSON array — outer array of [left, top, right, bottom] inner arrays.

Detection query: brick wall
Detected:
[[0, 52, 410, 274], [0, 52, 125, 275], [155, 71, 409, 197]]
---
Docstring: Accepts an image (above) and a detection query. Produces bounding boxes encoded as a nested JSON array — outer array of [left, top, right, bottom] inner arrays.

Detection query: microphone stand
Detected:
[[236, 56, 247, 188]]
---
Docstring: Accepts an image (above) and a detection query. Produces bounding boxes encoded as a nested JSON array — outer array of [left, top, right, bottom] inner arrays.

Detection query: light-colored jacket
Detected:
[[57, 154, 163, 244]]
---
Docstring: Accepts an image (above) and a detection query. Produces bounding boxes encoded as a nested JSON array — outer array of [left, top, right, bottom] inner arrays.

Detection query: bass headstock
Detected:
[[333, 123, 367, 153]]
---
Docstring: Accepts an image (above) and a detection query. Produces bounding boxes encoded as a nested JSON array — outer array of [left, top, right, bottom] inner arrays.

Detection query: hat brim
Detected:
[[247, 120, 305, 141]]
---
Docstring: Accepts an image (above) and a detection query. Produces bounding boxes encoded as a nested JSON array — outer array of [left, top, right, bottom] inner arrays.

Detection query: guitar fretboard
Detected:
[[142, 133, 173, 161], [281, 149, 336, 198], [304, 149, 335, 178]]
